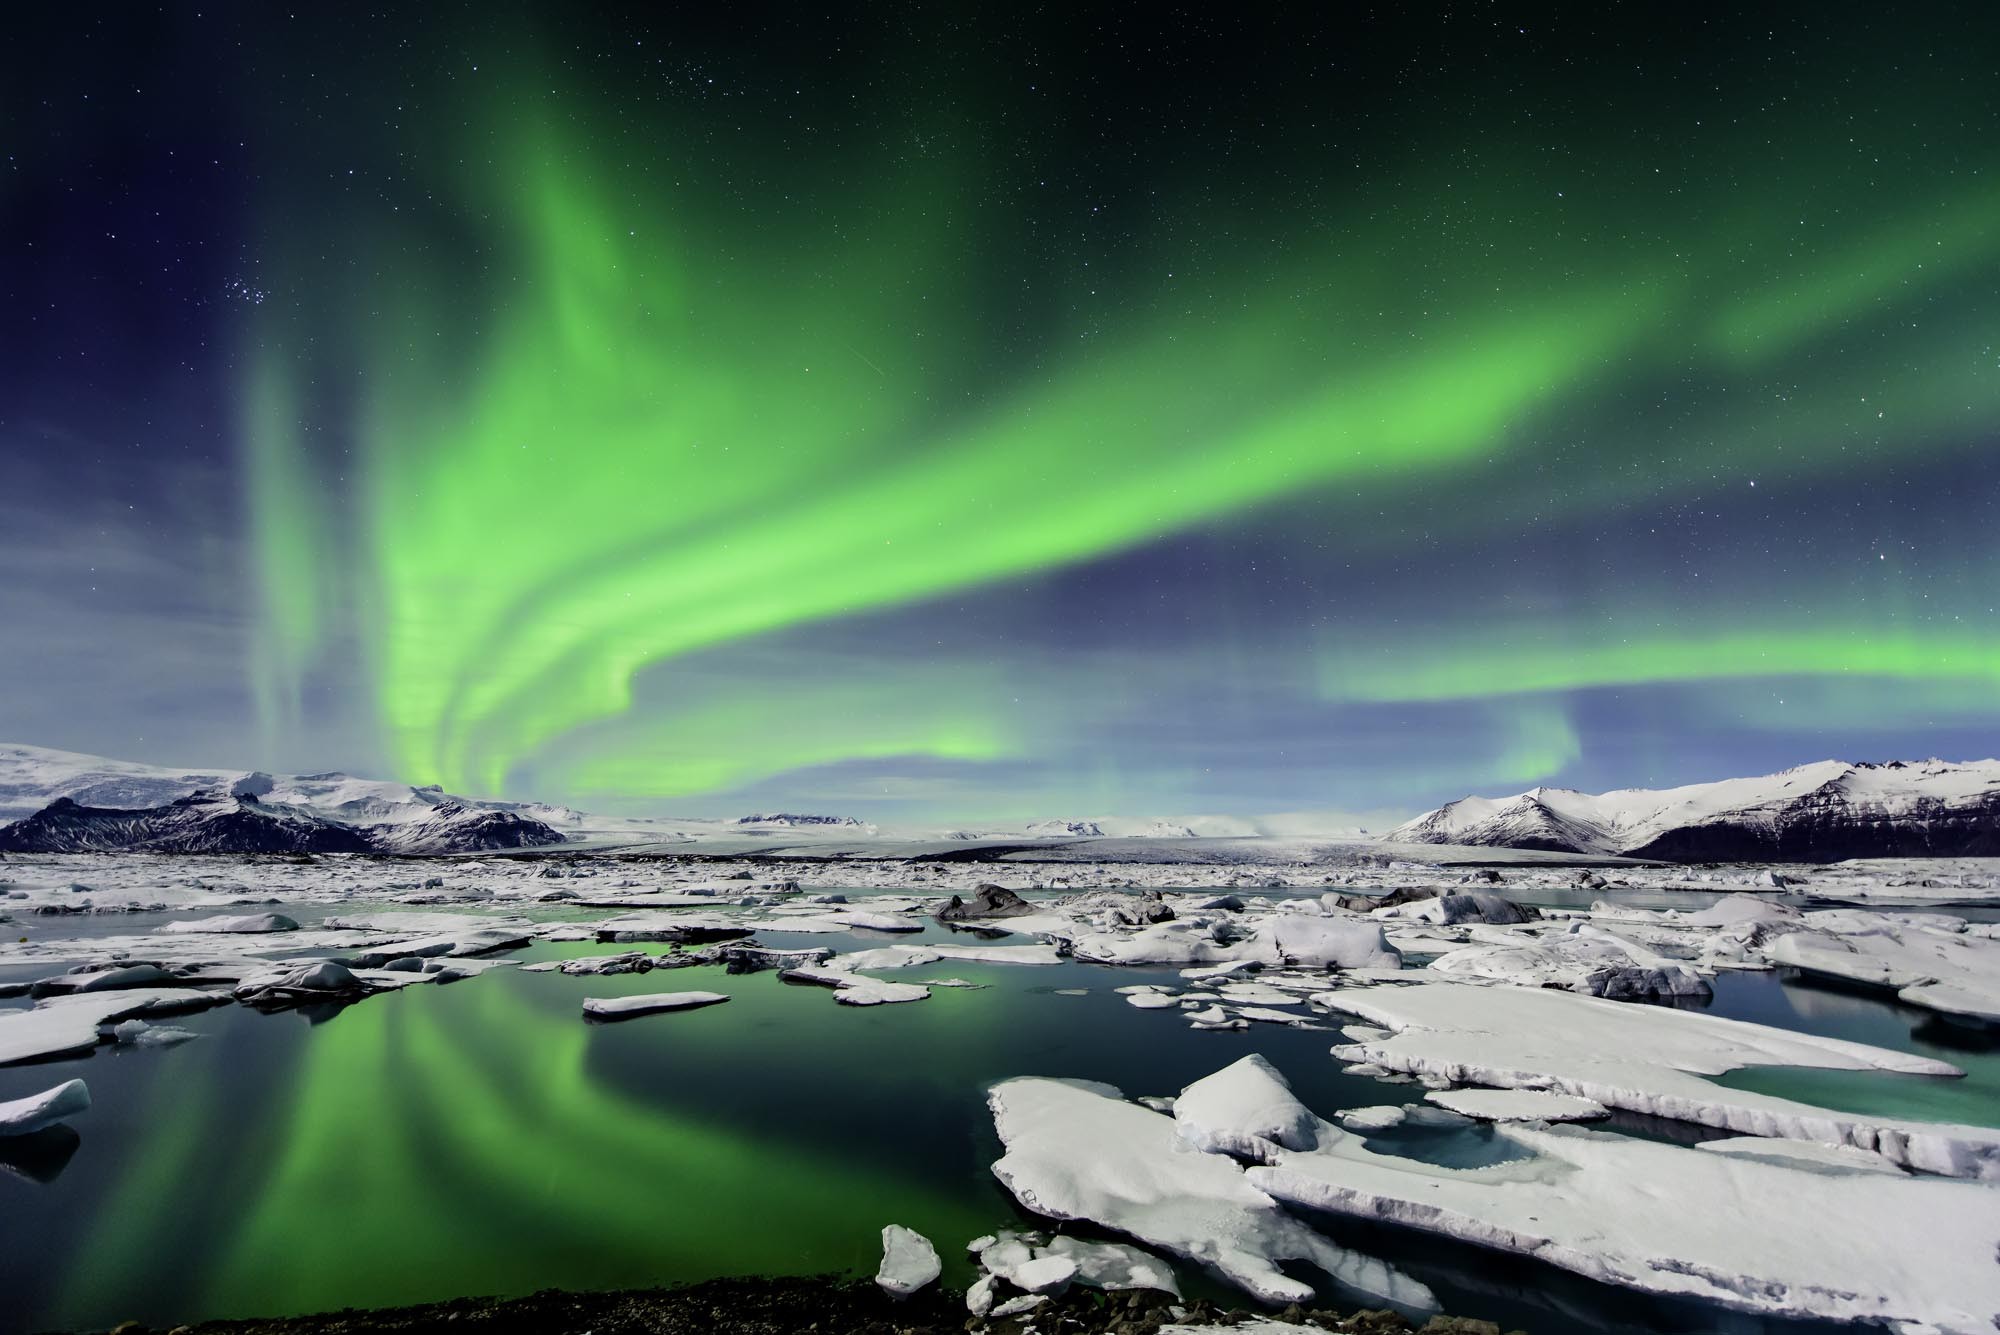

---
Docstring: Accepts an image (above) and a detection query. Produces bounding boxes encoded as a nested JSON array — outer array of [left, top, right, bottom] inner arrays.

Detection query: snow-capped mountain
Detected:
[[1389, 759, 2000, 861], [0, 745, 571, 855], [732, 813, 868, 828], [0, 789, 569, 856], [0, 744, 583, 827], [1115, 819, 1201, 839], [363, 801, 570, 854], [1023, 819, 1107, 838], [0, 791, 376, 854]]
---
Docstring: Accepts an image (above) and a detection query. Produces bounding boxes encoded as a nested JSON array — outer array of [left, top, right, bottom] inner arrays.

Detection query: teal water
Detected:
[[1705, 969, 2000, 1125]]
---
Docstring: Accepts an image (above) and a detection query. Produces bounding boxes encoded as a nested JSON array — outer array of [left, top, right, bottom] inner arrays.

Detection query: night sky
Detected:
[[4, 4, 1998, 823]]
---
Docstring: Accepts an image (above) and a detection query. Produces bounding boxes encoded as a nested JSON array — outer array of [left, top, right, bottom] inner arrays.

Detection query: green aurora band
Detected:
[[243, 64, 2000, 804]]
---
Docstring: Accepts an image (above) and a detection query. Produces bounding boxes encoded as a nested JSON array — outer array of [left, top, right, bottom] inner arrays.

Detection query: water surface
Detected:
[[1, 893, 1991, 1335]]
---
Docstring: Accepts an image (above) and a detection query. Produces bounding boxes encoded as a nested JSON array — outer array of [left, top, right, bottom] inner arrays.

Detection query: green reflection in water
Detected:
[[67, 958, 996, 1321]]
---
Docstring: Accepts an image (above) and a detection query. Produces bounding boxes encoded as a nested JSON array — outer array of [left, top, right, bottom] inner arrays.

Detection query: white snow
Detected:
[[1768, 919, 2000, 1023], [1249, 1115, 2000, 1334], [1316, 980, 2000, 1178], [0, 1078, 89, 1136], [159, 913, 300, 934], [1174, 1055, 1321, 1160], [1424, 923, 1711, 999], [1422, 1088, 1607, 1122], [832, 979, 930, 1006], [987, 1075, 1435, 1310], [874, 1224, 941, 1297], [580, 991, 730, 1019], [1038, 1235, 1180, 1296], [1390, 757, 2000, 857], [0, 989, 225, 1065]]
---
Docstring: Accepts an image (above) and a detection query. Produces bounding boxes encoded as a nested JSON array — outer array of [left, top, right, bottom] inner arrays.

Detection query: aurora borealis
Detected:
[[4, 5, 1999, 820]]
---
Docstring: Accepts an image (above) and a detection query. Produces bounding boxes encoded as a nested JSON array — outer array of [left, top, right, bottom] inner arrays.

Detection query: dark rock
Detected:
[[1109, 891, 1176, 926], [1328, 885, 1435, 913], [717, 943, 833, 974], [935, 884, 1035, 921], [1432, 892, 1538, 926]]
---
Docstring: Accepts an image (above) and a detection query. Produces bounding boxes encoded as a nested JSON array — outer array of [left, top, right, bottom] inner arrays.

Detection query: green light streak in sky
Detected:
[[1320, 623, 2000, 704], [232, 66, 2000, 800], [544, 671, 1024, 799], [245, 348, 326, 754], [538, 668, 1021, 799], [363, 113, 1660, 792], [1709, 179, 2000, 363], [1481, 699, 1582, 788]]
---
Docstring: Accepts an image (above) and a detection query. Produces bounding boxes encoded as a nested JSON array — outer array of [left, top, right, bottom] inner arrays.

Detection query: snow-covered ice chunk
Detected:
[[108, 1018, 199, 1048], [1174, 1055, 1320, 1160], [1696, 1135, 1906, 1176], [1040, 1235, 1180, 1296], [28, 963, 180, 995], [1336, 1106, 1407, 1132], [989, 1294, 1046, 1318], [1318, 980, 2000, 1178], [1261, 916, 1401, 969], [1685, 894, 1801, 928], [159, 912, 300, 934], [874, 1224, 941, 1297], [0, 1079, 88, 1137], [1011, 1254, 1076, 1293], [1425, 923, 1710, 1000], [1768, 922, 2000, 1024], [987, 1075, 1434, 1310], [1249, 1117, 2000, 1334], [0, 989, 225, 1065], [1423, 1088, 1606, 1122], [1185, 1006, 1246, 1031], [1372, 892, 1533, 926], [833, 979, 929, 1006], [581, 991, 730, 1019]]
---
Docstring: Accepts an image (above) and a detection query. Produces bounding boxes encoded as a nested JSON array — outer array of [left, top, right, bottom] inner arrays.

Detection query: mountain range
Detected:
[[0, 745, 571, 855], [3, 743, 1997, 862], [1389, 758, 2000, 861]]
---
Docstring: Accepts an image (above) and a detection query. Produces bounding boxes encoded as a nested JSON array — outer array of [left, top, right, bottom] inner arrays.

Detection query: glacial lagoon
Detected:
[[3, 882, 1995, 1335]]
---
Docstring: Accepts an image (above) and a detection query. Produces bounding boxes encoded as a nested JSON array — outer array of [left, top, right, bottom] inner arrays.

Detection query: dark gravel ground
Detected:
[[64, 1278, 1524, 1335]]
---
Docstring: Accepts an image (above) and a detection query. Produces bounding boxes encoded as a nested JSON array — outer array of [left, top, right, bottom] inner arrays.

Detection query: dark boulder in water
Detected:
[[936, 884, 1036, 921]]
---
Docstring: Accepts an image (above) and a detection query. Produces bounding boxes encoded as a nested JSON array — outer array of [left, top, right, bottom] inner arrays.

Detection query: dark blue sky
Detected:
[[3, 4, 1997, 821]]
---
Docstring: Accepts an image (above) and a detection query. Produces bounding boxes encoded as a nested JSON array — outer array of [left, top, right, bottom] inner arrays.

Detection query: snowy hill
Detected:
[[1023, 819, 1108, 838], [1390, 759, 2000, 861], [0, 791, 376, 854], [0, 745, 572, 854], [0, 789, 570, 856], [0, 744, 585, 827]]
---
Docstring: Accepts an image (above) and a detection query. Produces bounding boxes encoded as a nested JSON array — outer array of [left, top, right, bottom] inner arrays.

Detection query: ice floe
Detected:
[[1250, 1112, 2000, 1333], [581, 991, 730, 1019], [874, 1224, 940, 1297], [1768, 916, 2000, 1023], [1422, 1088, 1606, 1122], [987, 1075, 1435, 1310], [0, 989, 227, 1065], [1424, 922, 1711, 999], [159, 912, 300, 934], [1315, 980, 2000, 1177], [0, 1078, 88, 1137]]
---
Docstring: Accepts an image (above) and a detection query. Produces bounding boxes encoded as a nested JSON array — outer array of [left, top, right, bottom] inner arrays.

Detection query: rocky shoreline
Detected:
[[67, 1277, 1524, 1335]]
